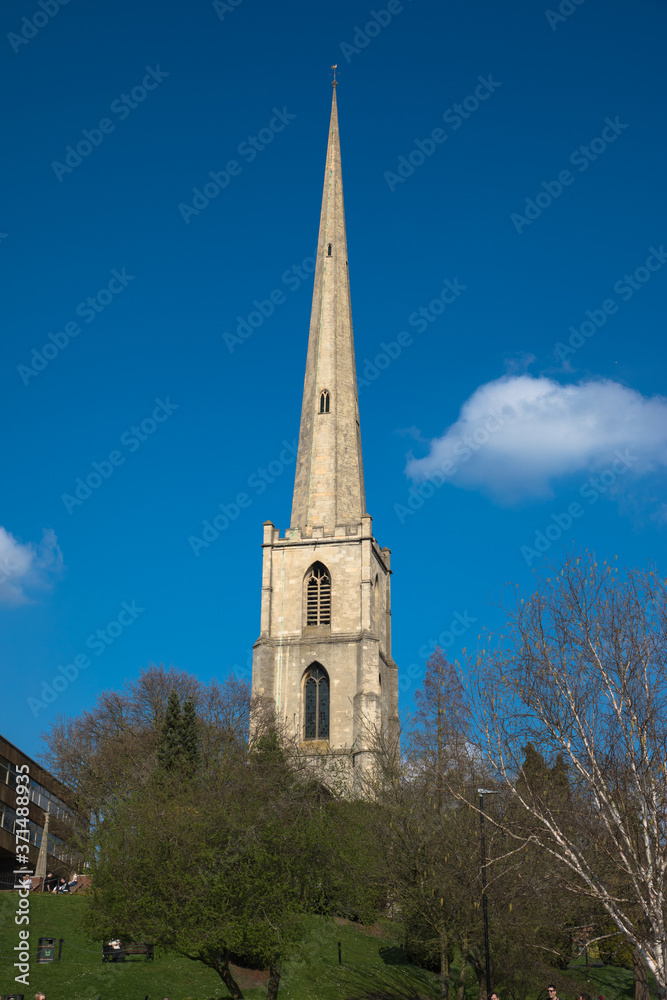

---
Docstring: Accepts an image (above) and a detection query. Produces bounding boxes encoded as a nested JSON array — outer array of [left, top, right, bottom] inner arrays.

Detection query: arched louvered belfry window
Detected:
[[319, 389, 330, 414], [303, 664, 330, 740], [306, 562, 331, 626]]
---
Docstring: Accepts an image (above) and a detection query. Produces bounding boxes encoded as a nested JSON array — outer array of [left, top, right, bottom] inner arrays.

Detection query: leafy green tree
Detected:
[[41, 664, 250, 825], [180, 697, 201, 768], [516, 743, 572, 828], [157, 689, 183, 769], [321, 798, 386, 922], [86, 727, 358, 1000]]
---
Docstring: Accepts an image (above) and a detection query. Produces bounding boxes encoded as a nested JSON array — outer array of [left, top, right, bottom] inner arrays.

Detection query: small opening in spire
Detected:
[[319, 390, 330, 414], [327, 243, 332, 257]]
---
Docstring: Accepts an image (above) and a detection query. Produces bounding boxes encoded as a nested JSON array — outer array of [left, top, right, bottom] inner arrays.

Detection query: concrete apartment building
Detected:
[[0, 734, 77, 886]]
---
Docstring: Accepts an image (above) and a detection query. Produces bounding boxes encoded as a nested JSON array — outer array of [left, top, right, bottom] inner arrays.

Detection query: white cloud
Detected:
[[0, 527, 63, 604], [406, 376, 667, 503]]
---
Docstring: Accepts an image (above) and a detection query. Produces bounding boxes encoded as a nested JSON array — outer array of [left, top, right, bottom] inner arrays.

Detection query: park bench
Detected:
[[102, 942, 154, 962]]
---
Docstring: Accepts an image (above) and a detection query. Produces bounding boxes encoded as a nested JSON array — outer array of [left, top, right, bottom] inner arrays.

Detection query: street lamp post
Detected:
[[478, 788, 496, 1000]]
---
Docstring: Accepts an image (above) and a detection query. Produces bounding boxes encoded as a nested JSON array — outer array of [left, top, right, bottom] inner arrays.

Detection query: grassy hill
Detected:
[[0, 893, 643, 1000], [0, 894, 437, 1000]]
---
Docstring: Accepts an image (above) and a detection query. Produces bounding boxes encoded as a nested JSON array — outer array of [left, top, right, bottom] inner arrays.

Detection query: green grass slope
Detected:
[[1, 893, 222, 999], [0, 894, 442, 1000], [0, 893, 647, 1000]]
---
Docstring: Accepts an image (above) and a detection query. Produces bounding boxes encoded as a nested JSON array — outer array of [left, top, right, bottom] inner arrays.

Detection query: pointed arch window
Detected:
[[304, 664, 329, 740], [319, 389, 330, 414], [306, 562, 331, 626], [327, 243, 332, 256]]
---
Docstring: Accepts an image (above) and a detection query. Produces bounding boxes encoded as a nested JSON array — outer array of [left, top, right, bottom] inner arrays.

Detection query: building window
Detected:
[[0, 756, 16, 789], [319, 389, 330, 414], [0, 803, 16, 834], [303, 664, 330, 740], [28, 778, 74, 824], [306, 562, 331, 625], [327, 243, 332, 256], [0, 758, 74, 824]]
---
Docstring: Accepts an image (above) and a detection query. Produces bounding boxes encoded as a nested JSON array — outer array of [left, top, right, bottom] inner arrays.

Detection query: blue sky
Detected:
[[1, 0, 665, 761]]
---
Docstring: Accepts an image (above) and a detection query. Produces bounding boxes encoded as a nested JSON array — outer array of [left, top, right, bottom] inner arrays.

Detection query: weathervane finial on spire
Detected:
[[331, 63, 338, 87]]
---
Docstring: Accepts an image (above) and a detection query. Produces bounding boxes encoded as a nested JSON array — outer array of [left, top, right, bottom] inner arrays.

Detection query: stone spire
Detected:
[[290, 84, 366, 530]]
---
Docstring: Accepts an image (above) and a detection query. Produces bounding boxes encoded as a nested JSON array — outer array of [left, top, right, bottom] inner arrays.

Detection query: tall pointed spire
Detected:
[[290, 83, 366, 530], [251, 77, 400, 769]]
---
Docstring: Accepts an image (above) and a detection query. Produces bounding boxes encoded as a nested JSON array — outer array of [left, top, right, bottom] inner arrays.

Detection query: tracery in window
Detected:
[[303, 664, 330, 740], [306, 562, 331, 626], [319, 389, 330, 414]]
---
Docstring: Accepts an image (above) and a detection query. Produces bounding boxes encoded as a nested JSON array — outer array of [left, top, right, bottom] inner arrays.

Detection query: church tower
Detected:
[[251, 82, 399, 767]]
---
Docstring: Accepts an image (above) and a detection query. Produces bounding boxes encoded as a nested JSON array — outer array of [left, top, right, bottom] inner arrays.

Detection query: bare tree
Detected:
[[469, 554, 667, 993], [411, 646, 468, 809], [358, 657, 573, 1000], [41, 662, 250, 823]]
